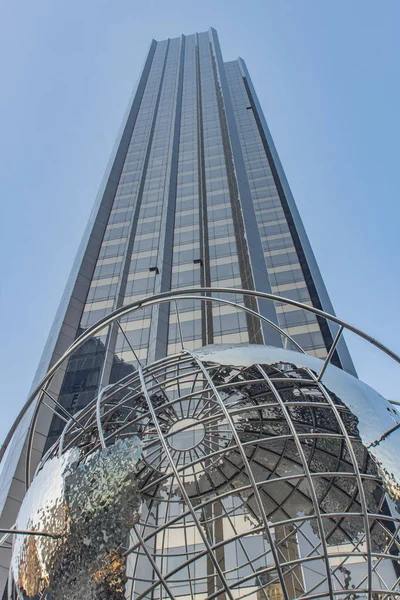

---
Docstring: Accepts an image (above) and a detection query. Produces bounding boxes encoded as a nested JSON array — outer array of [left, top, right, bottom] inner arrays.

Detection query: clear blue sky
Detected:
[[1, 0, 399, 443]]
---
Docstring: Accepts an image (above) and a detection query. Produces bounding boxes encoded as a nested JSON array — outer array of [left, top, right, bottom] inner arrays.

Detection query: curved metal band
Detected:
[[2, 286, 399, 486], [3, 288, 308, 468]]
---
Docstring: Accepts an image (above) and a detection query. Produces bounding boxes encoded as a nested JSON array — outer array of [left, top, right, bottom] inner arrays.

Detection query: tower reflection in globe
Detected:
[[12, 343, 400, 600]]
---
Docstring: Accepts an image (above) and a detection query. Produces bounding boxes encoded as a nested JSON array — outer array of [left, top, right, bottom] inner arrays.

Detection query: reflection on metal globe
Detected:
[[12, 344, 400, 599], [12, 439, 142, 599], [167, 418, 206, 451]]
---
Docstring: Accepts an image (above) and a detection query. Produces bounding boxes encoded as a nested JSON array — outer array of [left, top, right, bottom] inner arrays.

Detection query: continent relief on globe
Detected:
[[12, 438, 142, 600]]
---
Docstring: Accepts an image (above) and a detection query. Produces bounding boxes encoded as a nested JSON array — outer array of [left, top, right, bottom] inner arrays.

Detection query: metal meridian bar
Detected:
[[256, 364, 335, 600], [306, 366, 374, 600], [174, 300, 184, 350], [317, 325, 344, 382], [136, 362, 235, 600], [117, 320, 142, 366], [95, 384, 115, 449], [131, 524, 176, 600], [41, 400, 69, 424]]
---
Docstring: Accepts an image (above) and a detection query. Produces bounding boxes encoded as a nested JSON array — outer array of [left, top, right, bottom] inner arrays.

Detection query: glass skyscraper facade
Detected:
[[0, 28, 356, 597]]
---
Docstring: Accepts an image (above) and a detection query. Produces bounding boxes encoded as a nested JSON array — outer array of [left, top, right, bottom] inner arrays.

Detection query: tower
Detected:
[[0, 29, 366, 599]]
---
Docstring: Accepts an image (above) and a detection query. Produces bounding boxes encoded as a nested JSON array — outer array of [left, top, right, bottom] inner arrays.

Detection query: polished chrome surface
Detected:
[[4, 289, 400, 599], [196, 344, 400, 508]]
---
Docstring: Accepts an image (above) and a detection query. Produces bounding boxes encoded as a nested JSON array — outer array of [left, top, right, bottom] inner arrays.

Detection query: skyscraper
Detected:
[[0, 28, 359, 597]]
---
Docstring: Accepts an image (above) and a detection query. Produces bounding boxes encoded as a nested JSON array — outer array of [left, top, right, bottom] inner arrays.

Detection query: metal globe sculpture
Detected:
[[5, 289, 400, 599]]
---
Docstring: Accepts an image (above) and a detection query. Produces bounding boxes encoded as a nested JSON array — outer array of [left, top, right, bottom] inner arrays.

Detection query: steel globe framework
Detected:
[[3, 288, 400, 600]]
